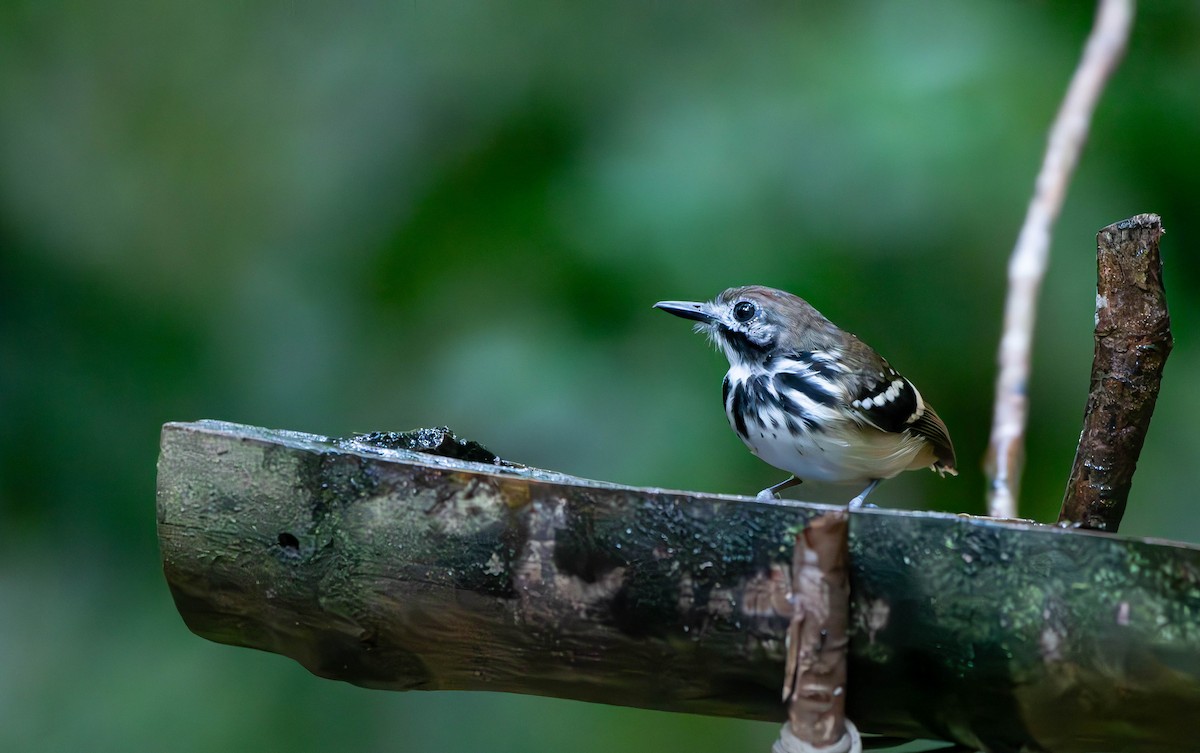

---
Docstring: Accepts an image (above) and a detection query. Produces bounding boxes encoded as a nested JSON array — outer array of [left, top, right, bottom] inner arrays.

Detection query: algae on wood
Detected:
[[158, 420, 1200, 752]]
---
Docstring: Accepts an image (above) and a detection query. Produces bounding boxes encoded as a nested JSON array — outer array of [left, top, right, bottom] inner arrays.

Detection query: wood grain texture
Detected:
[[158, 420, 1200, 751]]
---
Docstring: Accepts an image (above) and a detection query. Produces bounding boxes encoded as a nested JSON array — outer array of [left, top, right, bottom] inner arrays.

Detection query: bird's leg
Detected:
[[847, 479, 881, 509], [756, 476, 802, 502]]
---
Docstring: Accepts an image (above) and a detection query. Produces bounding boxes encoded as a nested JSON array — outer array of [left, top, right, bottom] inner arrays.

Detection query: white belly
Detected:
[[730, 403, 932, 485]]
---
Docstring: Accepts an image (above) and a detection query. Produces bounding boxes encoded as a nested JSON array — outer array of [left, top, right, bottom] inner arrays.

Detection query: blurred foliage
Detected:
[[2, 1, 1199, 751]]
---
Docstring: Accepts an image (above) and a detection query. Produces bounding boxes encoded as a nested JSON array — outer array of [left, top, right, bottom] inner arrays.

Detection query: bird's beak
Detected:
[[654, 300, 717, 324]]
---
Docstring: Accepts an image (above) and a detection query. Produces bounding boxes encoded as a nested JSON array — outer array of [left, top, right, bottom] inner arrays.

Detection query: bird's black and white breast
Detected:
[[721, 351, 951, 484], [723, 353, 843, 440], [722, 352, 870, 484]]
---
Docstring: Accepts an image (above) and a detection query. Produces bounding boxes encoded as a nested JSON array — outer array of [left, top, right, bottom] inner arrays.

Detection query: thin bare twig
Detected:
[[985, 0, 1134, 519]]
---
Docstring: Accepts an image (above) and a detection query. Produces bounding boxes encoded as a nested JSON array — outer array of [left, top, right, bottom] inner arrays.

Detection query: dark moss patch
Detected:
[[610, 575, 679, 639], [350, 427, 515, 465], [293, 452, 382, 522]]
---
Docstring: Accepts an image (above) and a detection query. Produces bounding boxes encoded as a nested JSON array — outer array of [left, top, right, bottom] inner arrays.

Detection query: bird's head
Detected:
[[655, 285, 833, 366]]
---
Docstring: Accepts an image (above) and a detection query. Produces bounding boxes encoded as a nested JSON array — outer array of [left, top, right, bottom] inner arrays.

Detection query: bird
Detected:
[[654, 285, 956, 507]]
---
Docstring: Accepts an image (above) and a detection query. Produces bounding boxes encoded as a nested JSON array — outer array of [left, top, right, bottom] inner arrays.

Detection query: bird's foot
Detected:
[[756, 476, 802, 502], [847, 479, 881, 509]]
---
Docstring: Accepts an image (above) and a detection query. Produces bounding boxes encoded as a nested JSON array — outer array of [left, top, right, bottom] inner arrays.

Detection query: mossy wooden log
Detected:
[[157, 420, 1200, 752]]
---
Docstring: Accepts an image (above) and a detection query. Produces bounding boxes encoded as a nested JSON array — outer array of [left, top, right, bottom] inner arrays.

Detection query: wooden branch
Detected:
[[777, 512, 859, 753], [985, 0, 1134, 518], [158, 420, 1200, 753], [1060, 214, 1171, 531]]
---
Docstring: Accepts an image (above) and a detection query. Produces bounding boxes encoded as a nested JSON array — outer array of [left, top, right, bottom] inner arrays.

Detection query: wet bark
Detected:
[[159, 420, 1200, 752], [1060, 214, 1171, 531]]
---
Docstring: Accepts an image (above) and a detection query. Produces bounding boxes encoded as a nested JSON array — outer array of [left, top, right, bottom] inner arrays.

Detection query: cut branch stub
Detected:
[[1060, 214, 1171, 531], [780, 511, 854, 752]]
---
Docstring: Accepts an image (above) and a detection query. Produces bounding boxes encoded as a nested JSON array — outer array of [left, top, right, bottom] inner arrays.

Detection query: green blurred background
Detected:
[[2, 2, 1198, 751]]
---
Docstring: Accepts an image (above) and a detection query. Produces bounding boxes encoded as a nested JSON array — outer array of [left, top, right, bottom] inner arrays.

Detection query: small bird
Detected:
[[655, 285, 956, 507]]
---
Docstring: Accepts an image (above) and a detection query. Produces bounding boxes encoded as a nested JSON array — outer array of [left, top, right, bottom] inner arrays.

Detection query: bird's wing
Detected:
[[908, 402, 957, 473], [845, 370, 921, 434], [836, 350, 958, 474]]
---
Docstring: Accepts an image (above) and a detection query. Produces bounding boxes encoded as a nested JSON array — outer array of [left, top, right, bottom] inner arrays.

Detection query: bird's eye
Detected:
[[733, 301, 756, 322]]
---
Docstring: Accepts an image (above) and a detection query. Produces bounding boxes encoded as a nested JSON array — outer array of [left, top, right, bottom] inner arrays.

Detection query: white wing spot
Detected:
[[884, 379, 903, 402]]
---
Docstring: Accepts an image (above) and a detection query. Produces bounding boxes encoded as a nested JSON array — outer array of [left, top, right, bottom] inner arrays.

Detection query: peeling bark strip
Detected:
[[783, 513, 850, 749], [158, 421, 1200, 753], [1060, 214, 1171, 531]]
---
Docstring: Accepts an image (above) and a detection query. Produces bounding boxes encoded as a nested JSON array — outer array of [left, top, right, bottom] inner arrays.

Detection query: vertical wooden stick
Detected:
[[985, 0, 1134, 518], [776, 511, 857, 753], [1059, 215, 1170, 531]]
